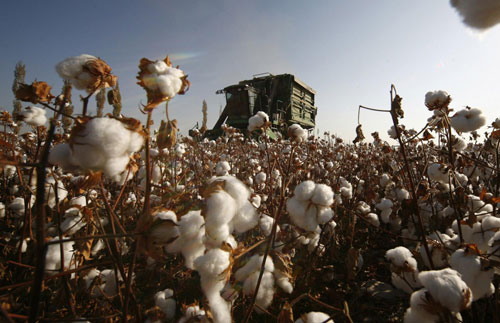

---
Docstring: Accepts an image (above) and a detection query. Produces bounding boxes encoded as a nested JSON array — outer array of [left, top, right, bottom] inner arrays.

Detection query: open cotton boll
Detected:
[[287, 124, 308, 143], [60, 207, 85, 235], [450, 248, 494, 300], [427, 163, 449, 183], [69, 195, 87, 207], [44, 175, 68, 209], [45, 238, 75, 272], [418, 268, 472, 313], [248, 111, 269, 131], [357, 201, 371, 214], [215, 161, 230, 176], [243, 271, 275, 310], [178, 305, 206, 323], [154, 288, 176, 320], [339, 177, 352, 199], [450, 0, 500, 29], [387, 126, 398, 139], [295, 311, 332, 323], [55, 54, 96, 89], [193, 248, 232, 323], [0, 202, 5, 219], [311, 184, 334, 206], [375, 198, 393, 211], [450, 108, 486, 133], [166, 210, 205, 269], [294, 180, 316, 201], [286, 198, 319, 232], [4, 165, 16, 179], [425, 90, 450, 110], [21, 106, 47, 126], [259, 214, 277, 236], [386, 247, 421, 293], [255, 172, 267, 185], [404, 289, 441, 323], [365, 213, 380, 227], [8, 197, 25, 216]]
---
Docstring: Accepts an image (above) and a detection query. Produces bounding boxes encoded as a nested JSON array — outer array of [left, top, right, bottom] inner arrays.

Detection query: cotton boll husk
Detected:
[[450, 108, 486, 133], [311, 184, 334, 206], [295, 311, 332, 323], [450, 0, 500, 29], [293, 180, 316, 201], [450, 249, 494, 300], [418, 268, 472, 312], [154, 288, 176, 319]]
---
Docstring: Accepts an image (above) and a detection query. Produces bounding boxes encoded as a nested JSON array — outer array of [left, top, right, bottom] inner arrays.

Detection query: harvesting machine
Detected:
[[197, 73, 317, 138]]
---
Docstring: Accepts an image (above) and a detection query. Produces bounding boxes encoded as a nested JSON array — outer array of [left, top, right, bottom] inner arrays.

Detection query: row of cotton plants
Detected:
[[1, 53, 500, 323]]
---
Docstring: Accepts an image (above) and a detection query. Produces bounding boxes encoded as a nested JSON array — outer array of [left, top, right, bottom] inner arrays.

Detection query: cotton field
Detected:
[[1, 53, 500, 323]]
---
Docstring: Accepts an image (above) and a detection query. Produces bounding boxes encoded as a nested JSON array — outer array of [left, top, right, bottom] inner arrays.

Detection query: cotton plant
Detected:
[[287, 124, 308, 143], [385, 246, 422, 294], [20, 106, 47, 127], [450, 107, 487, 133]]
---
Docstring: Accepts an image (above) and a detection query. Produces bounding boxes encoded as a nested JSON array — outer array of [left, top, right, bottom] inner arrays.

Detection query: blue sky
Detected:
[[1, 0, 499, 141]]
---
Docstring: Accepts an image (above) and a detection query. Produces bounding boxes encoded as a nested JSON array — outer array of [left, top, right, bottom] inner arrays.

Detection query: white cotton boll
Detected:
[[242, 271, 275, 310], [0, 202, 5, 219], [386, 246, 417, 269], [366, 213, 380, 227], [380, 208, 392, 224], [425, 90, 450, 109], [193, 248, 231, 323], [9, 197, 25, 216], [453, 137, 467, 152], [69, 196, 87, 207], [396, 188, 410, 201], [427, 163, 449, 183], [274, 269, 293, 294], [45, 238, 75, 272], [286, 198, 318, 232], [450, 249, 494, 300], [166, 211, 206, 269], [251, 194, 261, 208], [216, 175, 251, 208], [154, 288, 176, 320], [316, 206, 334, 224], [60, 207, 85, 235], [287, 124, 308, 143], [386, 246, 421, 293], [388, 126, 398, 139], [450, 0, 500, 29], [380, 173, 391, 187], [232, 201, 259, 233], [21, 106, 47, 126], [44, 176, 68, 209], [4, 165, 16, 179], [450, 108, 486, 133], [216, 161, 231, 176], [418, 268, 472, 313], [357, 201, 371, 214], [259, 214, 276, 236], [248, 111, 269, 131], [147, 60, 168, 74], [294, 180, 316, 201], [375, 198, 393, 211], [404, 289, 441, 323], [255, 172, 267, 185], [178, 305, 206, 323], [55, 54, 96, 89], [311, 184, 334, 206], [295, 311, 332, 323], [91, 239, 105, 257]]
